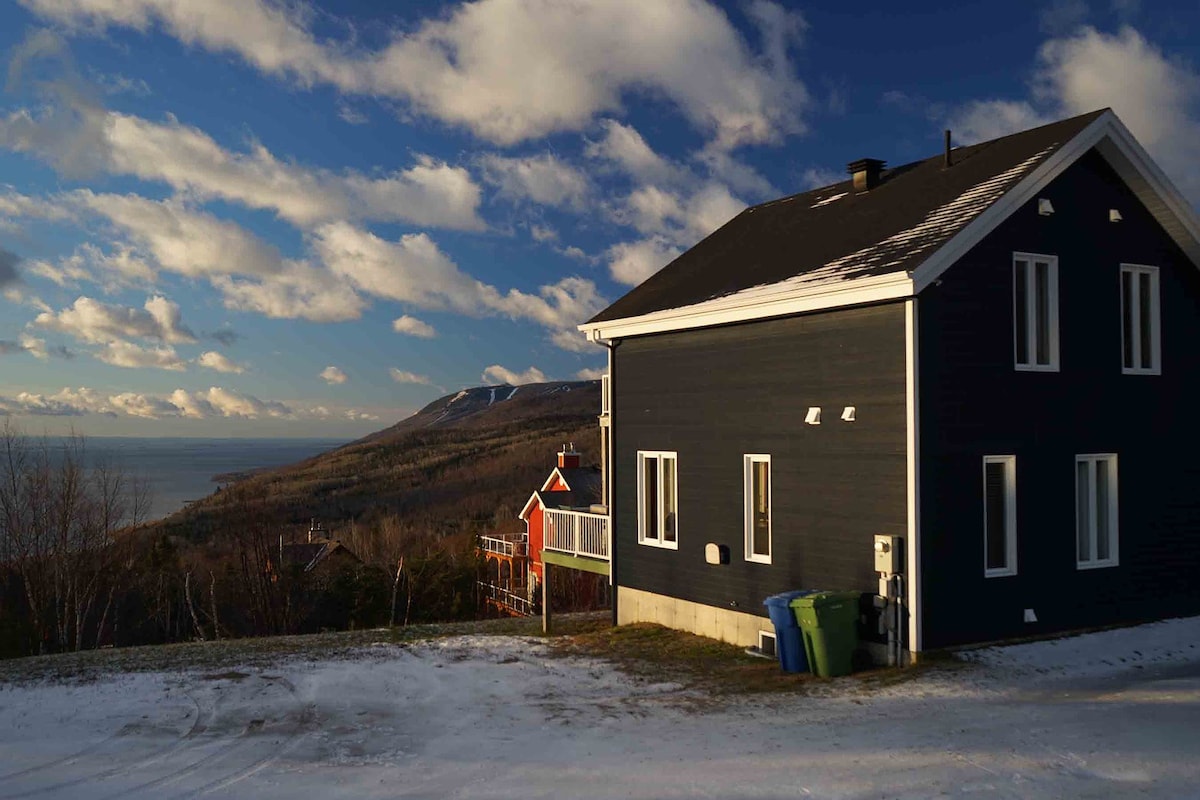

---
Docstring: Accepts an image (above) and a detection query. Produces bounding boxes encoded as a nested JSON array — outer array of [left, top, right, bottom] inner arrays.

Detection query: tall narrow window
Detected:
[[637, 451, 678, 549], [1120, 264, 1160, 374], [983, 455, 1017, 577], [744, 455, 772, 563], [1076, 454, 1119, 569], [1013, 253, 1059, 371]]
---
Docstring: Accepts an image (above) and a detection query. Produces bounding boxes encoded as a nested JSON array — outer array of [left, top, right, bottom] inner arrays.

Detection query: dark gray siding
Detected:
[[613, 303, 907, 618], [919, 148, 1200, 649]]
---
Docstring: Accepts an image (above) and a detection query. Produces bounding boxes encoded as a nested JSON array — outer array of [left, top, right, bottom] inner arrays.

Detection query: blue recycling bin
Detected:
[[763, 590, 820, 673]]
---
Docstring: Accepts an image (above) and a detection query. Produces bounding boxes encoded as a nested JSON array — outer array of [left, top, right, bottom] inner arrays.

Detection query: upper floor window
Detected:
[[1076, 454, 1119, 570], [1013, 253, 1059, 371], [637, 451, 678, 549], [743, 454, 772, 564], [1121, 264, 1161, 374]]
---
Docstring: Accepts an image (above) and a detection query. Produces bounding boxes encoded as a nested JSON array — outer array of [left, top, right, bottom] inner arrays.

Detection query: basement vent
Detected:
[[758, 630, 777, 658]]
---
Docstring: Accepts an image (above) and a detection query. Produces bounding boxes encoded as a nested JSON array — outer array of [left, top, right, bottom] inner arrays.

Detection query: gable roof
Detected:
[[581, 109, 1200, 341], [521, 466, 603, 519]]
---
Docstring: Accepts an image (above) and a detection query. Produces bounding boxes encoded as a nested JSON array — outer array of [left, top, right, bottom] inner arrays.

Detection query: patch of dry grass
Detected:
[[552, 622, 933, 698]]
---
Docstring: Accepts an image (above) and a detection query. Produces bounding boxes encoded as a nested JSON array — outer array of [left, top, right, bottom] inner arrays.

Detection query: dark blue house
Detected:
[[580, 109, 1200, 659]]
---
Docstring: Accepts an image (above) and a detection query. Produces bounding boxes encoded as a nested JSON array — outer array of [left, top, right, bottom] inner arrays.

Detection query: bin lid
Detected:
[[788, 590, 861, 609], [763, 589, 821, 609]]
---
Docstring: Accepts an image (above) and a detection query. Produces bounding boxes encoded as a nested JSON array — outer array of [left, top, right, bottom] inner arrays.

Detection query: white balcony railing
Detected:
[[544, 508, 610, 561], [480, 533, 528, 558], [478, 581, 533, 616]]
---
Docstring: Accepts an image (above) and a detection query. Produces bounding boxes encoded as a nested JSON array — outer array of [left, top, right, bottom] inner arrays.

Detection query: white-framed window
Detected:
[[1013, 252, 1059, 371], [1120, 264, 1161, 374], [1076, 454, 1119, 570], [982, 455, 1017, 577], [637, 451, 678, 549], [743, 454, 772, 563]]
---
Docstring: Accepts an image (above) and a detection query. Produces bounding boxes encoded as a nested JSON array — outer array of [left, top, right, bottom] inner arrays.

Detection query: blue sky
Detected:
[[1, 0, 1198, 437]]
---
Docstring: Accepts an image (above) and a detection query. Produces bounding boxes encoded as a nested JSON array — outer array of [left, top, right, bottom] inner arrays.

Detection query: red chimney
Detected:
[[557, 442, 581, 469]]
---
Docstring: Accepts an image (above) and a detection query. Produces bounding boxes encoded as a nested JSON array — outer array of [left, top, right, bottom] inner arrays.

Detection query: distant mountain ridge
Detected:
[[154, 380, 602, 541]]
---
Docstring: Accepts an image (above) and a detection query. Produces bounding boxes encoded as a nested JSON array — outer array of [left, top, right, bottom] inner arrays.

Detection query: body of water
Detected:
[[58, 437, 348, 521]]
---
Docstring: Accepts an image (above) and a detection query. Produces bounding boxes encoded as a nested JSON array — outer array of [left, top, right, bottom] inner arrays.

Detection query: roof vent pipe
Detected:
[[848, 158, 886, 192], [944, 130, 952, 168]]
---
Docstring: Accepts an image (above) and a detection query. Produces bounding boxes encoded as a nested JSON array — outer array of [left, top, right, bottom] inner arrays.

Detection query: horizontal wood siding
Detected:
[[613, 303, 907, 619], [919, 149, 1200, 649]]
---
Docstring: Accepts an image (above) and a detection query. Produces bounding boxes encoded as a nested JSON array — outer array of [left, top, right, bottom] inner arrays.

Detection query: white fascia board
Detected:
[[912, 111, 1200, 291], [540, 468, 569, 492], [910, 112, 1113, 292], [579, 271, 913, 340], [517, 490, 542, 521]]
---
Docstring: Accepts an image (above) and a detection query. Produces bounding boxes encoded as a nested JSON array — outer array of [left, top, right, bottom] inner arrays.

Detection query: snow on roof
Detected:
[[587, 110, 1107, 326]]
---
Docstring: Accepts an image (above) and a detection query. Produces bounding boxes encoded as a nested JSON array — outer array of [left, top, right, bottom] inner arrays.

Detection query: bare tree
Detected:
[[0, 423, 151, 653]]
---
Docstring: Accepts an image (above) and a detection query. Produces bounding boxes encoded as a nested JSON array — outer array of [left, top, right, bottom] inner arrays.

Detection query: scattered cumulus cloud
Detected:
[[320, 365, 348, 385], [94, 339, 186, 371], [33, 295, 196, 344], [575, 367, 606, 380], [391, 315, 436, 338], [17, 0, 810, 150], [388, 368, 433, 386], [197, 351, 246, 374], [481, 364, 548, 385], [606, 237, 683, 286], [478, 153, 591, 209], [948, 25, 1200, 202]]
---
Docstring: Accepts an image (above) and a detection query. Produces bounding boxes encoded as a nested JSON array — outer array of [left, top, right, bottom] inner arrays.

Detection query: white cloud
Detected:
[[391, 315, 436, 338], [94, 339, 187, 371], [33, 295, 196, 344], [615, 182, 745, 247], [311, 222, 606, 347], [196, 351, 246, 374], [585, 119, 681, 185], [320, 366, 348, 385], [606, 236, 683, 286], [389, 368, 433, 386], [478, 153, 590, 209], [17, 332, 73, 360], [71, 191, 285, 278], [20, 0, 809, 149], [102, 113, 486, 229], [799, 166, 844, 191], [529, 224, 557, 243], [108, 391, 179, 419], [212, 261, 366, 323], [0, 69, 485, 230], [482, 365, 548, 385], [0, 384, 371, 421], [575, 367, 606, 380], [948, 26, 1200, 202], [947, 99, 1050, 145]]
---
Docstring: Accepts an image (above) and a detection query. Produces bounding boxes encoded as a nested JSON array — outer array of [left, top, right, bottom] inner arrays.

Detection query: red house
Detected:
[[480, 443, 610, 616]]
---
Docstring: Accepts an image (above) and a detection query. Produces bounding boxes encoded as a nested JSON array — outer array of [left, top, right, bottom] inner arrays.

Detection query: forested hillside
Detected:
[[154, 380, 603, 541]]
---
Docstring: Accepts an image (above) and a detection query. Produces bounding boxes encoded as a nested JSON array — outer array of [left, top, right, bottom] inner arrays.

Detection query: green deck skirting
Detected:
[[542, 550, 611, 576]]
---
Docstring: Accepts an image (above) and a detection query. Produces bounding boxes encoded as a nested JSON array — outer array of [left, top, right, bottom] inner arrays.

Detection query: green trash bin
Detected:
[[789, 591, 861, 677]]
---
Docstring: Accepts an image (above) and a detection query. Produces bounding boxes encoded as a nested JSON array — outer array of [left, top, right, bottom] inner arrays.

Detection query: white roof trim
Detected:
[[540, 467, 572, 492], [518, 490, 541, 521], [580, 110, 1200, 341], [582, 272, 913, 341]]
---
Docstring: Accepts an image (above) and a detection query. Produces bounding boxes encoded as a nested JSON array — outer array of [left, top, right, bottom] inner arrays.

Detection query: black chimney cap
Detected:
[[847, 158, 886, 175]]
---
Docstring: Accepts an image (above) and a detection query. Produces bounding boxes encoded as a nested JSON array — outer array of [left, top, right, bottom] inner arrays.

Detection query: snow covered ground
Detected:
[[1, 617, 1199, 799]]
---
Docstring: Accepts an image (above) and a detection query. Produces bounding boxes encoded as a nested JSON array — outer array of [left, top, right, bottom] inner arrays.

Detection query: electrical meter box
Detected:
[[873, 534, 903, 574]]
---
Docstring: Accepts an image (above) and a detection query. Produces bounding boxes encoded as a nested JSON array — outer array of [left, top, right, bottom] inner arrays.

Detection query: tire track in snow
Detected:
[[0, 689, 212, 799], [116, 675, 312, 800]]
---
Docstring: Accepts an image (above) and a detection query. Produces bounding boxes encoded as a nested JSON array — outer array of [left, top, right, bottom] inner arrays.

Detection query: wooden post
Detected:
[[542, 564, 552, 634]]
